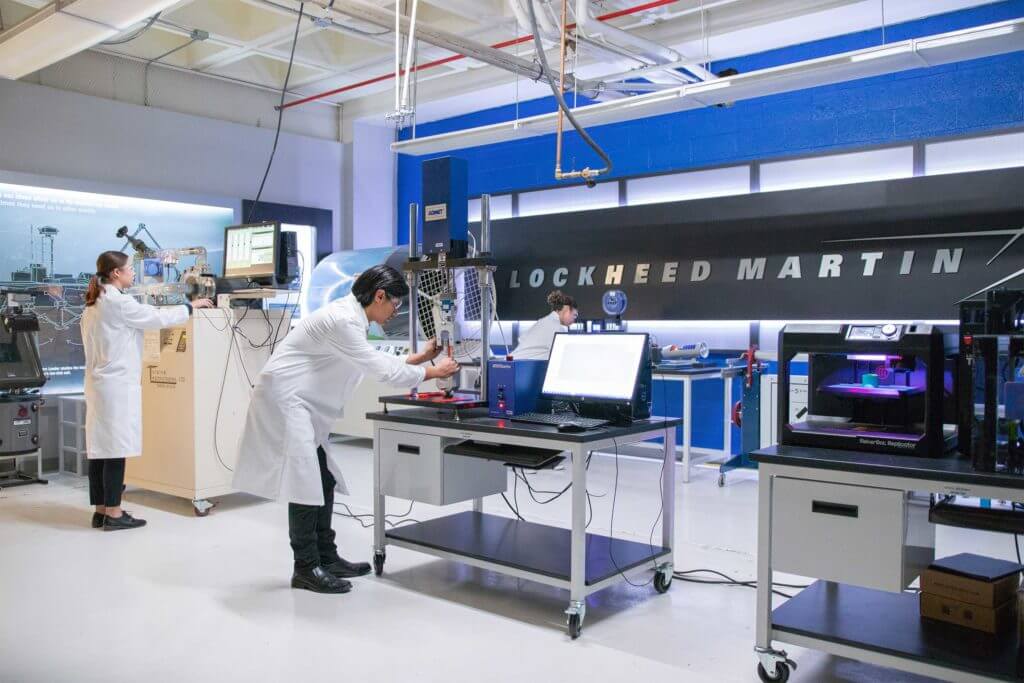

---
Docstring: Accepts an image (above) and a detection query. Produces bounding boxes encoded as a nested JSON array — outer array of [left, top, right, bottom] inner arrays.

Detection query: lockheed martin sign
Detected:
[[486, 167, 1024, 321]]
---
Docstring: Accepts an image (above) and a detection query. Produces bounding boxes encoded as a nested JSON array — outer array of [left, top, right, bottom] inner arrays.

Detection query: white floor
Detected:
[[1, 441, 1016, 683]]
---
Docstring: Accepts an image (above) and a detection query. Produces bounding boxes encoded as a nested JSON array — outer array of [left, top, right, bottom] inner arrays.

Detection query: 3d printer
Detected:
[[778, 323, 957, 457]]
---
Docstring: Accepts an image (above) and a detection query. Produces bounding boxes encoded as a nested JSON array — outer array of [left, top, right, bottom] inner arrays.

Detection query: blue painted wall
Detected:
[[399, 1, 1024, 458], [397, 0, 1024, 245]]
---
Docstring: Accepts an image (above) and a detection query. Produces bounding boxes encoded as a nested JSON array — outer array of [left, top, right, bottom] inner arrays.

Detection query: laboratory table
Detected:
[[751, 445, 1024, 682], [366, 407, 681, 638]]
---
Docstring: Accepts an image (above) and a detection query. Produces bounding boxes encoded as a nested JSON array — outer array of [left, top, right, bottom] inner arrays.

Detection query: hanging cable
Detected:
[[143, 37, 198, 106], [526, 0, 611, 186], [248, 3, 305, 224], [101, 12, 162, 45]]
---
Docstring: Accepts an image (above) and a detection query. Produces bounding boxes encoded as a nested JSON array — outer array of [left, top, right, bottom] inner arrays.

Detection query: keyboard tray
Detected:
[[444, 440, 566, 470]]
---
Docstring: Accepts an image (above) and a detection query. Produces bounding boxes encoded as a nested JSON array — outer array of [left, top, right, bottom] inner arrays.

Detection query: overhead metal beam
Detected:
[[311, 0, 544, 81]]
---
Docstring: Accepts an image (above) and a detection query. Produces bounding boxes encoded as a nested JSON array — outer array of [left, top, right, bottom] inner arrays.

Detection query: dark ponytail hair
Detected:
[[547, 289, 577, 312], [84, 251, 130, 306]]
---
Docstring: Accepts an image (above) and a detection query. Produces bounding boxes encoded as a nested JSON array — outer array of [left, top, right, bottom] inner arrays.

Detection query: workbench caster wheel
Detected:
[[373, 552, 386, 577], [757, 662, 791, 682], [192, 500, 214, 517], [718, 473, 726, 487], [654, 570, 673, 594], [567, 613, 583, 640]]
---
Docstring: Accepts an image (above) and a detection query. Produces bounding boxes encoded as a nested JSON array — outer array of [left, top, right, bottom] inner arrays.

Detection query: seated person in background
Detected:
[[510, 289, 578, 360]]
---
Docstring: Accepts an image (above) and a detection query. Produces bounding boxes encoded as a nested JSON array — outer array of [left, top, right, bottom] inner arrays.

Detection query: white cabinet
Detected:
[[378, 428, 507, 505], [771, 476, 934, 592]]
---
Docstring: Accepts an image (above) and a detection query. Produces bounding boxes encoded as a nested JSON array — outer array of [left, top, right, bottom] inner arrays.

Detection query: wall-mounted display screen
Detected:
[[0, 181, 235, 393]]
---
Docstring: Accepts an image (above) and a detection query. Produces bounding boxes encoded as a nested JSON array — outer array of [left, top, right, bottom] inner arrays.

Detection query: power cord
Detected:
[[501, 492, 525, 521], [101, 13, 162, 46], [672, 569, 809, 600], [605, 435, 662, 588], [334, 500, 421, 528], [211, 309, 243, 472], [247, 2, 305, 223]]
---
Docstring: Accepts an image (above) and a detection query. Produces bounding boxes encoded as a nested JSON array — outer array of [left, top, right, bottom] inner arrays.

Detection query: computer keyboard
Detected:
[[510, 412, 609, 429]]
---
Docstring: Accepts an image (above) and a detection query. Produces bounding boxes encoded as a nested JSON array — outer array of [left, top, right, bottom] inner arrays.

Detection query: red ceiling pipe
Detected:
[[278, 0, 681, 110]]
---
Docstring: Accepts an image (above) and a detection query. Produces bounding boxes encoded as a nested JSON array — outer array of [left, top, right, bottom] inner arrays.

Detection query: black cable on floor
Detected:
[[333, 500, 421, 529], [672, 569, 810, 599]]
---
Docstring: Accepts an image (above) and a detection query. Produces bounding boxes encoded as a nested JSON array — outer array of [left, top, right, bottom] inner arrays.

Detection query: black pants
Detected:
[[288, 446, 339, 570], [88, 458, 126, 507]]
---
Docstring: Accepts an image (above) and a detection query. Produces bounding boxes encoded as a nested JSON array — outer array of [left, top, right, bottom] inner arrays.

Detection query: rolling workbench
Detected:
[[367, 407, 681, 639], [751, 445, 1024, 682], [653, 365, 728, 483]]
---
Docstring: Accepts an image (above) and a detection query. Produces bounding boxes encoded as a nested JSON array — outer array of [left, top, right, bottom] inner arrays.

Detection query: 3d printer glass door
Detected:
[[794, 352, 949, 448]]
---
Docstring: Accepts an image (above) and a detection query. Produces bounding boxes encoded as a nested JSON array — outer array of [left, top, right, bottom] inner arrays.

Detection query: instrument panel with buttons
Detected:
[[846, 324, 904, 341]]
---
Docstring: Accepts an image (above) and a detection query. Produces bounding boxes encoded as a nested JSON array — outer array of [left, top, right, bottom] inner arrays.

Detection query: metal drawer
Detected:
[[771, 476, 932, 592], [378, 428, 507, 505]]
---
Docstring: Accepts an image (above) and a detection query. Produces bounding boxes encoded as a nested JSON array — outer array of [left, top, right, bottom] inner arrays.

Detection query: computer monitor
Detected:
[[541, 332, 649, 406], [223, 222, 280, 283]]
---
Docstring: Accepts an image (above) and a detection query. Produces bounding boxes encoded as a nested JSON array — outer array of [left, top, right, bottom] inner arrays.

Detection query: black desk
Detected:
[[753, 445, 1024, 491], [366, 408, 680, 639], [367, 407, 681, 443], [750, 444, 1024, 682]]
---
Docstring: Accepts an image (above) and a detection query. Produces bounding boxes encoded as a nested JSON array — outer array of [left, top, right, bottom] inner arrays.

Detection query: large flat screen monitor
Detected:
[[541, 332, 648, 405], [223, 222, 280, 280]]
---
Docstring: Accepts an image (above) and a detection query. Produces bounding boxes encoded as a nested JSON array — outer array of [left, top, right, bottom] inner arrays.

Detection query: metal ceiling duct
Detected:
[[309, 0, 545, 82], [391, 17, 1024, 156]]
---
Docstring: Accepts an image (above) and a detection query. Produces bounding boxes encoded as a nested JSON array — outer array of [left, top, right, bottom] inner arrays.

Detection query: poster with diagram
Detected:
[[0, 181, 235, 393]]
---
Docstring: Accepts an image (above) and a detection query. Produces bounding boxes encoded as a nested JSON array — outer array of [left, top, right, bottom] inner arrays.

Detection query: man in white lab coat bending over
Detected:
[[233, 264, 459, 594]]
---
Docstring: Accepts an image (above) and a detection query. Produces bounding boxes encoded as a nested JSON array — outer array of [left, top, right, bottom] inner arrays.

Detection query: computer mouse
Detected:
[[557, 422, 586, 433]]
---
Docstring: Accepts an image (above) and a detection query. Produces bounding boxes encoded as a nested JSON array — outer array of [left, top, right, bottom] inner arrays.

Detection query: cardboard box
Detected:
[[920, 553, 1022, 608], [920, 592, 1017, 634]]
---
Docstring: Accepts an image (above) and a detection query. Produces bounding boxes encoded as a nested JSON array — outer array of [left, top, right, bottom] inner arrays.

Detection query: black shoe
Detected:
[[291, 566, 352, 594], [322, 557, 372, 579], [91, 512, 104, 528], [103, 512, 147, 531]]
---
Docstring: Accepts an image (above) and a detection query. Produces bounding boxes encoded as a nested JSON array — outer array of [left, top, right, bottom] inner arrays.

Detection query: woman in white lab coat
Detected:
[[510, 289, 579, 360], [81, 251, 212, 531], [232, 264, 460, 595]]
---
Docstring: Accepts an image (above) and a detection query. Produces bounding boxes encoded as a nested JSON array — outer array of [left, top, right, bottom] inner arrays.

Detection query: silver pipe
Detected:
[[407, 202, 419, 354], [573, 0, 680, 66], [479, 195, 492, 398], [399, 0, 420, 111], [312, 0, 544, 82], [394, 0, 401, 113]]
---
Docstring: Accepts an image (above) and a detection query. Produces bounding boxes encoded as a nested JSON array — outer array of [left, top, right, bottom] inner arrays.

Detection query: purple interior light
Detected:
[[821, 384, 924, 398], [846, 354, 901, 362]]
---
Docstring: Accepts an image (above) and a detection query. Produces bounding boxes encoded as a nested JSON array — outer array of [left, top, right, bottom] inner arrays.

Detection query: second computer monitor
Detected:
[[223, 222, 280, 282], [541, 332, 648, 405]]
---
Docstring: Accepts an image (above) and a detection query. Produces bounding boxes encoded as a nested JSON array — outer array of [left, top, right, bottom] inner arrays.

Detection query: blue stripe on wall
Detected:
[[396, 0, 1024, 245]]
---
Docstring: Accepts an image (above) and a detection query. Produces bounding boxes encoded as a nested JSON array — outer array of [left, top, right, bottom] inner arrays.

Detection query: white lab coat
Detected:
[[232, 294, 427, 506], [511, 311, 565, 360], [81, 284, 189, 460]]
